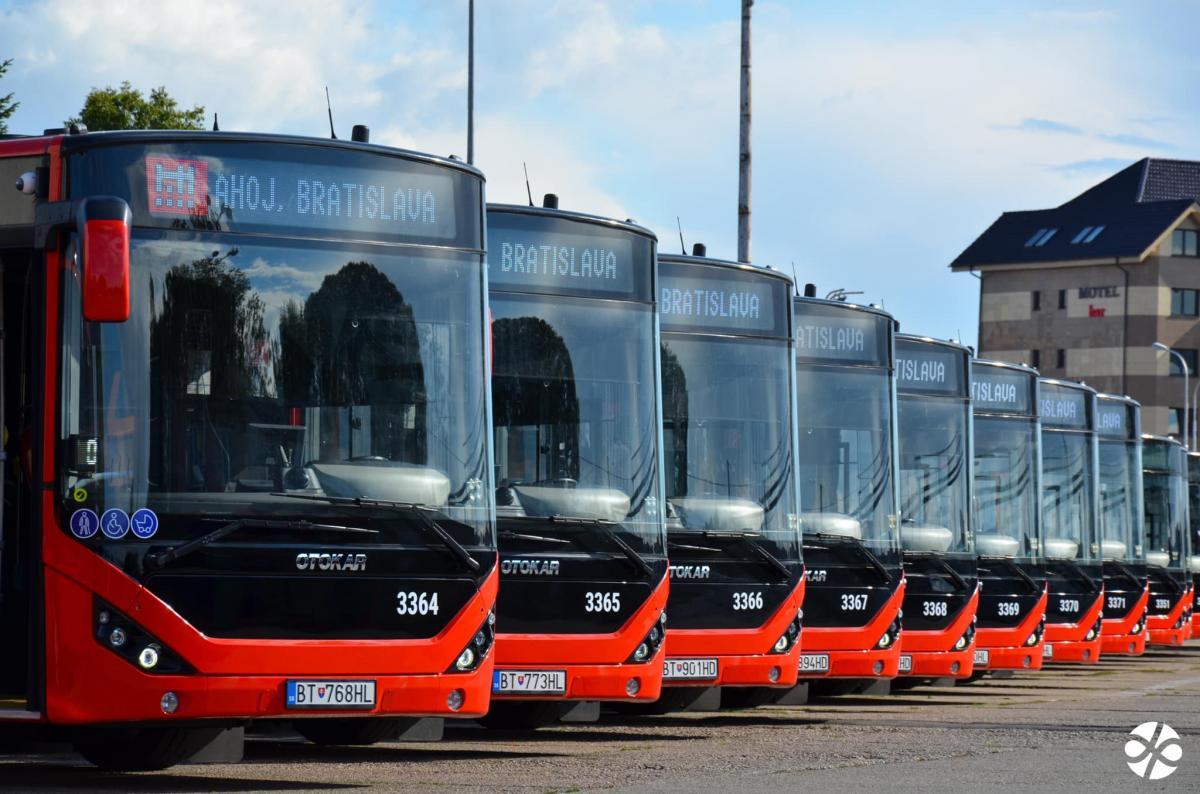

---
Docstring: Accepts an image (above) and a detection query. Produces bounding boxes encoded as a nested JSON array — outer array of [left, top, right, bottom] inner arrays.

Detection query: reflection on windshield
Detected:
[[1041, 432, 1095, 562], [490, 294, 662, 552], [1144, 445, 1186, 569], [897, 398, 970, 554], [661, 336, 799, 561], [796, 367, 898, 556], [1098, 440, 1140, 562], [974, 416, 1038, 559], [59, 233, 492, 545]]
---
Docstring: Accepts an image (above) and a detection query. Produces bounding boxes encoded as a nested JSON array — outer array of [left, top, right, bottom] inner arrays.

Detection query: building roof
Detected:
[[950, 158, 1200, 270]]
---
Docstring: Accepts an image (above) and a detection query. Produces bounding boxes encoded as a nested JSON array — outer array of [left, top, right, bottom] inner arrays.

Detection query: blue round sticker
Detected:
[[69, 508, 100, 540], [130, 508, 159, 539], [100, 509, 130, 540]]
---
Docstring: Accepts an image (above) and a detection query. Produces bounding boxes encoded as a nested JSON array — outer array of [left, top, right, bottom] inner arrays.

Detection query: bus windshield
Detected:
[[59, 231, 493, 547], [796, 366, 900, 562], [897, 398, 972, 554], [661, 334, 799, 562], [490, 293, 663, 555], [1041, 430, 1096, 563], [974, 415, 1039, 559], [1143, 441, 1186, 570], [1099, 438, 1142, 563]]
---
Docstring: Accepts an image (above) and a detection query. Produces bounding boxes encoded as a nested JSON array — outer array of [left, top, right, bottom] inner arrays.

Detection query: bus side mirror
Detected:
[[78, 197, 132, 323]]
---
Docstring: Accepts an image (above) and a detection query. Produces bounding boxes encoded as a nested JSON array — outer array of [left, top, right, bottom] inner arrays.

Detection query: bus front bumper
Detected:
[[490, 657, 663, 703]]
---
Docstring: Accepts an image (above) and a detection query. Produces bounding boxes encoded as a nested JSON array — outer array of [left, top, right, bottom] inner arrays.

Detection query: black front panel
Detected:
[[976, 559, 1044, 629], [493, 538, 667, 634], [1103, 561, 1146, 620], [1147, 566, 1188, 616], [801, 539, 901, 628], [1045, 560, 1103, 624], [900, 553, 978, 631], [664, 537, 800, 630]]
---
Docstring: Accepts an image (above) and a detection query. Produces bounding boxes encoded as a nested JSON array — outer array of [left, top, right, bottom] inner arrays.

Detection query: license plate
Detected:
[[973, 649, 990, 667], [898, 654, 913, 673], [1042, 643, 1053, 658], [663, 658, 718, 680], [492, 669, 567, 694], [286, 680, 376, 709], [798, 654, 830, 673]]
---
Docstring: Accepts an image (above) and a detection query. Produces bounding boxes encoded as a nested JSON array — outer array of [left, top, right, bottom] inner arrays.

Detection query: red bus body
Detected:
[[0, 132, 499, 763]]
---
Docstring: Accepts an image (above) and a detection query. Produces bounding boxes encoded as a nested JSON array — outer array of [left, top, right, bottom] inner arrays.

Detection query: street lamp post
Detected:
[[1153, 342, 1190, 449]]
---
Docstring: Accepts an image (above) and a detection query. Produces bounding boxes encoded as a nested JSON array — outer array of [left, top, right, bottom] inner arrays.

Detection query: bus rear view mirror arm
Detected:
[[35, 196, 133, 323]]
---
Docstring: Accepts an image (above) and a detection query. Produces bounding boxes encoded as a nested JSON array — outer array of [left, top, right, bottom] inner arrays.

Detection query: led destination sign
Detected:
[[70, 142, 480, 247], [793, 302, 889, 366], [1039, 383, 1090, 430], [1096, 400, 1136, 439], [487, 210, 651, 300], [896, 341, 966, 397], [971, 366, 1034, 414], [659, 260, 789, 337]]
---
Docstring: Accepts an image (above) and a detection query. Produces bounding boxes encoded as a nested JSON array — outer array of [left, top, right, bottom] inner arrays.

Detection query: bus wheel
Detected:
[[294, 717, 408, 746], [479, 701, 566, 730], [719, 687, 778, 709], [74, 726, 223, 770]]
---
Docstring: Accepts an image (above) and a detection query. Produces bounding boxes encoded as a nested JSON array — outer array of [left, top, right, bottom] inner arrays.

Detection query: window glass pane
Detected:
[[1071, 227, 1091, 244], [1169, 409, 1182, 436], [1187, 290, 1198, 316], [1025, 229, 1046, 247], [1172, 289, 1183, 316], [1084, 225, 1105, 243], [1188, 231, 1198, 257], [1174, 230, 1185, 256]]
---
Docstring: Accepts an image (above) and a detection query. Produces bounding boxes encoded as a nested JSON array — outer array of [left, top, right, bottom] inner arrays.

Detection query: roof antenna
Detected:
[[523, 162, 534, 206], [212, 113, 220, 132], [790, 261, 799, 296], [676, 217, 687, 254], [325, 86, 337, 139]]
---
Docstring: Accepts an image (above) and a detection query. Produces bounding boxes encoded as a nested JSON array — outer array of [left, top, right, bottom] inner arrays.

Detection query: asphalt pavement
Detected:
[[2, 642, 1199, 792]]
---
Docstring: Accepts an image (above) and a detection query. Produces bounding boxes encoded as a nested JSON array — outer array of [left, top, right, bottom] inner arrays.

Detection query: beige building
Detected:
[[952, 158, 1200, 438]]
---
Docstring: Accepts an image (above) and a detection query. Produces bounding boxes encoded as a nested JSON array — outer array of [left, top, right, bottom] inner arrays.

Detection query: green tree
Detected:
[[0, 59, 18, 135], [68, 81, 203, 131]]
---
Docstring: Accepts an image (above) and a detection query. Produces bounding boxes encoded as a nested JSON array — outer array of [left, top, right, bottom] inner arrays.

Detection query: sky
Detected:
[[3, 0, 1199, 348]]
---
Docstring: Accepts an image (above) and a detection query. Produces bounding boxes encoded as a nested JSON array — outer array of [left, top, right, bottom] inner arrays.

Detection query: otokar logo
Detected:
[[295, 552, 367, 572], [1124, 721, 1182, 780]]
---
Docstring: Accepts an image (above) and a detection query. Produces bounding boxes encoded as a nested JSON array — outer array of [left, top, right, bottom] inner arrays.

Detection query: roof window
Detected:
[[1025, 228, 1057, 247], [1070, 225, 1106, 244]]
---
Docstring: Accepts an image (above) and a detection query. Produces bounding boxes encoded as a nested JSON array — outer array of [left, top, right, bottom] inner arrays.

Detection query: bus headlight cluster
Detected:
[[953, 622, 975, 652], [448, 611, 495, 673], [875, 617, 901, 651], [771, 614, 803, 655], [626, 611, 667, 664], [1085, 617, 1102, 642], [1025, 618, 1045, 647], [93, 598, 192, 676]]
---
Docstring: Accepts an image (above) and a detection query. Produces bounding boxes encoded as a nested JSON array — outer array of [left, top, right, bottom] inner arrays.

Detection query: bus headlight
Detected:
[[875, 617, 901, 650], [93, 598, 192, 675], [771, 614, 804, 654], [626, 612, 667, 663], [446, 612, 494, 674]]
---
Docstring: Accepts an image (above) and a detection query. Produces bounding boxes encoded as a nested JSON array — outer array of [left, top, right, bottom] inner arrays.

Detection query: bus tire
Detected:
[[294, 717, 407, 746], [478, 701, 565, 730], [74, 726, 224, 771]]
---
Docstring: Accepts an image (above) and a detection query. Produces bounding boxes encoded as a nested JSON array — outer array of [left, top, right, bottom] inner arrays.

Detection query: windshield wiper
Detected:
[[905, 551, 970, 591], [1106, 559, 1145, 587], [983, 556, 1042, 592], [272, 493, 482, 573], [806, 532, 894, 583], [542, 515, 655, 579], [144, 518, 376, 571], [692, 531, 794, 582], [498, 529, 572, 545]]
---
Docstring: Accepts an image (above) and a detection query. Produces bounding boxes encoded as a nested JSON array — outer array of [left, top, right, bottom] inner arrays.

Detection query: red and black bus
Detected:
[[1096, 394, 1149, 657], [1190, 451, 1200, 639], [655, 249, 804, 708], [1141, 434, 1193, 647], [895, 336, 979, 681], [0, 129, 498, 768], [1039, 379, 1104, 664], [483, 198, 668, 726], [793, 297, 903, 689], [969, 359, 1046, 674]]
